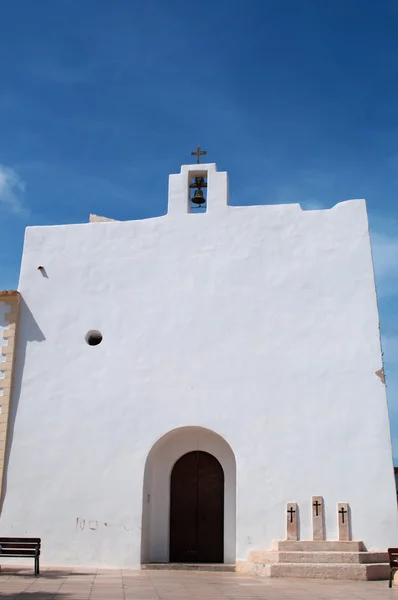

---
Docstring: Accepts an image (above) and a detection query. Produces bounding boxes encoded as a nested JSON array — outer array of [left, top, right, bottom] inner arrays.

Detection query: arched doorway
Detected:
[[170, 451, 224, 563], [140, 426, 236, 565]]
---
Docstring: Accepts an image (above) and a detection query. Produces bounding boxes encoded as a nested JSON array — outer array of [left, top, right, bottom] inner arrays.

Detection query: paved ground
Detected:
[[0, 566, 396, 599]]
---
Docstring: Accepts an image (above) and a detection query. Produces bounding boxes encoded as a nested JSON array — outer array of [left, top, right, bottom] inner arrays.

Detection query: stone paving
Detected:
[[0, 566, 396, 599]]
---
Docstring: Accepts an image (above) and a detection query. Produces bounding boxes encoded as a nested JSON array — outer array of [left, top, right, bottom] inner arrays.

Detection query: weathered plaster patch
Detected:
[[89, 214, 118, 223], [375, 368, 386, 384]]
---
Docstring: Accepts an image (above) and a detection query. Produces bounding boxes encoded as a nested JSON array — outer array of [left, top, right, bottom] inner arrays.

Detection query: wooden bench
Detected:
[[388, 548, 398, 587], [0, 537, 41, 576]]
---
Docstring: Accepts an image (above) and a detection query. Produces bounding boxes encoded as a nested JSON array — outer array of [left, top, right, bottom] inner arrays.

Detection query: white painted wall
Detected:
[[1, 163, 397, 568]]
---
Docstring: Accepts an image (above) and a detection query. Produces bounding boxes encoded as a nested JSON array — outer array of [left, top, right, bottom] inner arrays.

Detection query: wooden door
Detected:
[[169, 451, 224, 563]]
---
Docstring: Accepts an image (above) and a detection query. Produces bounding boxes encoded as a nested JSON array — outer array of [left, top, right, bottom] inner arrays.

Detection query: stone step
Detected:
[[248, 550, 387, 564], [273, 540, 366, 552], [238, 561, 389, 580], [236, 561, 272, 576], [269, 562, 389, 580], [141, 563, 235, 572]]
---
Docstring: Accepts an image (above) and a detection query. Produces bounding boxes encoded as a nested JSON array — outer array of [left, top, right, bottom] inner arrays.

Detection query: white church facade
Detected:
[[0, 161, 397, 578]]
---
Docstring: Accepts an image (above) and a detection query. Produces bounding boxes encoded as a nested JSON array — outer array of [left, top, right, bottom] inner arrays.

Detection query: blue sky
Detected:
[[1, 0, 397, 456]]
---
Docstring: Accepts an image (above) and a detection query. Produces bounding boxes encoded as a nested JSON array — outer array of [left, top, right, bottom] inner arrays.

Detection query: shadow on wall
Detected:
[[348, 504, 353, 542], [296, 504, 301, 541], [1, 296, 45, 512]]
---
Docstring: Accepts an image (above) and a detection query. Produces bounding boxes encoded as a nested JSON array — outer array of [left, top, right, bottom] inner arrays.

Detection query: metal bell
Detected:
[[192, 189, 206, 205]]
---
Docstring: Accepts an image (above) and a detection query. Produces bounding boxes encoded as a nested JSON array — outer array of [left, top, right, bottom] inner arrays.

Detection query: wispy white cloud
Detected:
[[373, 231, 398, 462], [35, 64, 90, 85], [371, 231, 398, 277], [242, 169, 341, 210], [0, 165, 27, 216], [386, 370, 398, 461], [382, 334, 398, 359], [370, 225, 398, 299]]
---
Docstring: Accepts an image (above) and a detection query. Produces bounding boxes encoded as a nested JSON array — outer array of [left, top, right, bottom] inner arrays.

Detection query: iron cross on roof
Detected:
[[191, 145, 207, 164]]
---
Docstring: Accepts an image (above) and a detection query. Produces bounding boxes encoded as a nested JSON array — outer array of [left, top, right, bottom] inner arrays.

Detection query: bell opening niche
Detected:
[[188, 171, 208, 213]]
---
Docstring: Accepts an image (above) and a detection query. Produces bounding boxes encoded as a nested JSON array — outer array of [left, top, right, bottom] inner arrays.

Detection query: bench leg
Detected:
[[35, 557, 39, 576], [389, 569, 393, 588]]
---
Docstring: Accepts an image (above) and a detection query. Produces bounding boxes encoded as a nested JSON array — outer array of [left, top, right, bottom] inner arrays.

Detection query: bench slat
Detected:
[[0, 547, 40, 554], [0, 542, 40, 548], [0, 549, 39, 556], [0, 537, 40, 543]]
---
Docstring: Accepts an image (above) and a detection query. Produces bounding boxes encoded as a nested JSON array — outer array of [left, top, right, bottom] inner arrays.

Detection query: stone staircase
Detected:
[[236, 541, 389, 580]]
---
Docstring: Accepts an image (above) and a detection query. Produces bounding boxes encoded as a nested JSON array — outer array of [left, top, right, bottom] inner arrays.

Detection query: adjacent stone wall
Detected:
[[0, 291, 20, 494]]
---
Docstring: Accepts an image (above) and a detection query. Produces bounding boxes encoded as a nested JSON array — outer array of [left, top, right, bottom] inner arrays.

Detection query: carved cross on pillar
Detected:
[[313, 500, 321, 517], [312, 496, 325, 541], [338, 502, 350, 541], [286, 502, 298, 541]]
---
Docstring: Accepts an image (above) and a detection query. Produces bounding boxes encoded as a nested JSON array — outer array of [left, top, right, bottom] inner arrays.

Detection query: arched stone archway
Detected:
[[141, 426, 236, 564]]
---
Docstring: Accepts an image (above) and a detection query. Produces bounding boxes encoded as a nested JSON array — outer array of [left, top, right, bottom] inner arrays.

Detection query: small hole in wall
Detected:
[[85, 331, 103, 346]]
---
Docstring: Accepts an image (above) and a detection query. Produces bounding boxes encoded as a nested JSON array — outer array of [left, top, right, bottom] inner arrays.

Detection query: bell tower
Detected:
[[168, 147, 229, 215]]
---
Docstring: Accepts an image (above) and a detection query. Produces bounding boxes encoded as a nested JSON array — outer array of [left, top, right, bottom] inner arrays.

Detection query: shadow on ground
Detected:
[[0, 569, 96, 598], [1, 570, 95, 578], [0, 594, 72, 599]]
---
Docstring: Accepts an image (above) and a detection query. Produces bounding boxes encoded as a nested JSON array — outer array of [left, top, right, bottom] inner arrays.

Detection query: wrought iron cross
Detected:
[[287, 507, 296, 523], [339, 507, 348, 524], [191, 145, 207, 164], [313, 500, 321, 517]]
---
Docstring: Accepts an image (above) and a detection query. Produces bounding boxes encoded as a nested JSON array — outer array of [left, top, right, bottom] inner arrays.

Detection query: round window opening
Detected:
[[85, 330, 103, 346]]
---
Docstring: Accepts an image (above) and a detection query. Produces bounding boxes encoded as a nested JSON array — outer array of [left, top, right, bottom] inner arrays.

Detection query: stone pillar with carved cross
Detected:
[[312, 496, 325, 541], [286, 502, 298, 541], [338, 502, 350, 541]]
